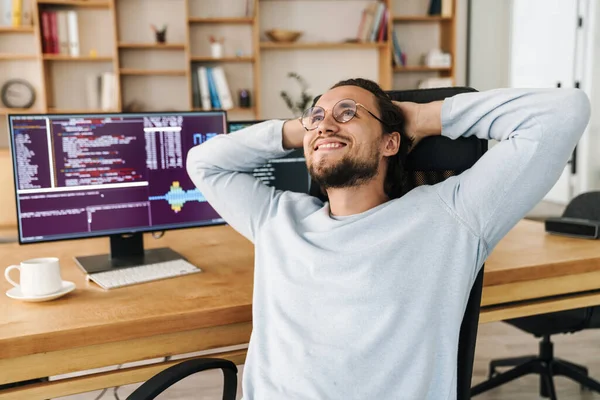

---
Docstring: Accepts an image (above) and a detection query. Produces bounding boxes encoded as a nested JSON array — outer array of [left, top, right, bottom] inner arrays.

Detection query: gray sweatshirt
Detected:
[[186, 88, 590, 400]]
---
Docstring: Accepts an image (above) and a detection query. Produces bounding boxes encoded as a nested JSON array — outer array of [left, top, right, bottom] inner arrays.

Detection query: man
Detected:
[[186, 78, 590, 399]]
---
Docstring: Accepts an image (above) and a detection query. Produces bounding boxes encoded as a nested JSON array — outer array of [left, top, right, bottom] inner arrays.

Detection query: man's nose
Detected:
[[317, 112, 339, 136]]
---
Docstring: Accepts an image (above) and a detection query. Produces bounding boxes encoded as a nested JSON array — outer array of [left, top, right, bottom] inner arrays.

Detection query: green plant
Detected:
[[280, 72, 312, 117]]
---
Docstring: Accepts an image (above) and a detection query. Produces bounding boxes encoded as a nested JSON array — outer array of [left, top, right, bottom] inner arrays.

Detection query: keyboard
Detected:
[[87, 259, 202, 290]]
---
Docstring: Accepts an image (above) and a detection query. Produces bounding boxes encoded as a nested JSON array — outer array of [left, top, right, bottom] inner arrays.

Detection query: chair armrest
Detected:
[[126, 358, 238, 400]]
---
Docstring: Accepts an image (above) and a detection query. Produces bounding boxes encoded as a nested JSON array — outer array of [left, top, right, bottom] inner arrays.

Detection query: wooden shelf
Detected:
[[118, 43, 186, 50], [119, 69, 187, 76], [188, 17, 254, 24], [43, 54, 113, 61], [37, 0, 111, 7], [48, 108, 118, 114], [393, 16, 452, 22], [0, 54, 38, 60], [0, 26, 34, 33], [394, 66, 451, 72], [193, 107, 255, 113], [228, 107, 255, 113], [0, 108, 41, 115], [260, 42, 387, 50], [190, 56, 254, 63]]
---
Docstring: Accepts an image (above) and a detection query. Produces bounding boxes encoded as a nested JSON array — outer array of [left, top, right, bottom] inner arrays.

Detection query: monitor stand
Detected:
[[74, 233, 184, 275]]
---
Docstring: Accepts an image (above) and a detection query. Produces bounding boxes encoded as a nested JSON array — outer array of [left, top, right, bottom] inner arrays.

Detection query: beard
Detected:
[[308, 148, 381, 189]]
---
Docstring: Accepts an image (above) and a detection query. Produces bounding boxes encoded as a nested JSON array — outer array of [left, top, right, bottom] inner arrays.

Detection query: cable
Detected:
[[92, 364, 122, 400], [152, 231, 165, 239], [93, 388, 108, 400]]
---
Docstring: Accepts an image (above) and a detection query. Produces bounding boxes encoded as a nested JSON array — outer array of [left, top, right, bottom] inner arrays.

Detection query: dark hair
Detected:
[[312, 78, 413, 199]]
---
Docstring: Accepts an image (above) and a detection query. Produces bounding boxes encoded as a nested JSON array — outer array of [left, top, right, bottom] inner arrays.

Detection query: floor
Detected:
[[51, 201, 599, 399]]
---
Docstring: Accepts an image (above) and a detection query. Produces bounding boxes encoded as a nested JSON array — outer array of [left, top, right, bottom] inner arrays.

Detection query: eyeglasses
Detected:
[[300, 98, 388, 131]]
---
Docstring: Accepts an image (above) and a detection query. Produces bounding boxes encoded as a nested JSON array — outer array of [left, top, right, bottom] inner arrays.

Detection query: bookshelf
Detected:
[[0, 0, 456, 137], [390, 0, 456, 89]]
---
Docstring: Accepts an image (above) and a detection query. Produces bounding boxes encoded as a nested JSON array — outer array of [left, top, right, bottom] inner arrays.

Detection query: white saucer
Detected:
[[5, 281, 76, 302]]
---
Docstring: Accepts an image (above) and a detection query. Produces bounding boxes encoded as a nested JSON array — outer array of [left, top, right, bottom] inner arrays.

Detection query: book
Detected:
[[48, 11, 59, 53], [356, 9, 366, 41], [57, 10, 69, 55], [377, 8, 388, 42], [211, 66, 234, 110], [391, 28, 404, 66], [196, 66, 211, 111], [11, 0, 20, 27], [1, 0, 11, 26], [191, 64, 200, 108], [41, 11, 50, 53], [205, 68, 221, 109], [428, 0, 441, 16], [359, 2, 378, 42], [66, 10, 79, 57], [370, 2, 385, 42]]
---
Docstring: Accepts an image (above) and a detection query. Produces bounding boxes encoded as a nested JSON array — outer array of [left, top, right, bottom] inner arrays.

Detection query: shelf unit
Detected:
[[390, 1, 456, 88], [42, 55, 113, 61], [118, 43, 186, 50], [37, 0, 110, 7], [119, 69, 187, 76], [0, 0, 456, 124], [0, 26, 35, 32], [259, 42, 388, 50], [188, 17, 254, 24]]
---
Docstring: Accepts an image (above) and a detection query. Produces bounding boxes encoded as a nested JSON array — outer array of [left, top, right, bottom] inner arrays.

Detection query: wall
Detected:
[[585, 0, 600, 190], [467, 0, 511, 90]]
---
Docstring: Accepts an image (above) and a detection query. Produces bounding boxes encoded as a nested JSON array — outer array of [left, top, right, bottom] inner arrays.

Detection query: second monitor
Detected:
[[228, 120, 311, 194]]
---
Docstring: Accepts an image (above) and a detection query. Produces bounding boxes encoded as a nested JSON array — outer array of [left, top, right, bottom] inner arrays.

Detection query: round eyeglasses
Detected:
[[300, 98, 388, 131]]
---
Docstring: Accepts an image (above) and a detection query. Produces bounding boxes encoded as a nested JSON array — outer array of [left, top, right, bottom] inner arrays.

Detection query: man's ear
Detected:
[[382, 131, 401, 157]]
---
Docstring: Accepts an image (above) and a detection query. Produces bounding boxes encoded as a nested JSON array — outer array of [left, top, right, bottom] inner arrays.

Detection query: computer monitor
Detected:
[[9, 111, 228, 273], [228, 120, 311, 194]]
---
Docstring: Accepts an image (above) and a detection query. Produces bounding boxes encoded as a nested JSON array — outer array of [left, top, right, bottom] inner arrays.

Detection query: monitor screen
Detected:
[[229, 120, 311, 194], [9, 111, 228, 244]]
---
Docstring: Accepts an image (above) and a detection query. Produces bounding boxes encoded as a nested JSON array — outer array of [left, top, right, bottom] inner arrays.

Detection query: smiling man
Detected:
[[186, 78, 590, 399]]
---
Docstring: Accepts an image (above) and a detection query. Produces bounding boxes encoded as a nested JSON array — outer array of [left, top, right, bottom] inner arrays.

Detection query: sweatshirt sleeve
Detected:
[[185, 119, 293, 243], [435, 88, 591, 254]]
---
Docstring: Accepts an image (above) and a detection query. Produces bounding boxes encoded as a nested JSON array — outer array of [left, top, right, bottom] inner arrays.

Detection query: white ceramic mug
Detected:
[[5, 257, 63, 297]]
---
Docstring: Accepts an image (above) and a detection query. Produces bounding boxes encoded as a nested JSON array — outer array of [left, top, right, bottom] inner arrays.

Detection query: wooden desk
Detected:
[[1, 219, 600, 399]]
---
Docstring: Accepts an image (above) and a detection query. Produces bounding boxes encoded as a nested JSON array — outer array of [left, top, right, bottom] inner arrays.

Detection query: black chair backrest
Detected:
[[562, 191, 600, 221], [308, 87, 487, 400]]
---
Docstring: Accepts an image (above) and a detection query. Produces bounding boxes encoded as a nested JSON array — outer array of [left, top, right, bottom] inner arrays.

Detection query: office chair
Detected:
[[471, 191, 600, 400], [126, 87, 488, 400]]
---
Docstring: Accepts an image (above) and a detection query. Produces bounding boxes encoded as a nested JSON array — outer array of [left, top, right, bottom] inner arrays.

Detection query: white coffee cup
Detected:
[[5, 257, 63, 297]]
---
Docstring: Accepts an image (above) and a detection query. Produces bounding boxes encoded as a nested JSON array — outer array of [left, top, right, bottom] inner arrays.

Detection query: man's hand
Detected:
[[393, 100, 444, 152]]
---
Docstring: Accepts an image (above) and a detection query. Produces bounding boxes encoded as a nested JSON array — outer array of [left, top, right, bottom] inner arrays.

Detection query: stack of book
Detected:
[[40, 9, 80, 56], [191, 65, 235, 111], [356, 1, 388, 43], [0, 0, 32, 27]]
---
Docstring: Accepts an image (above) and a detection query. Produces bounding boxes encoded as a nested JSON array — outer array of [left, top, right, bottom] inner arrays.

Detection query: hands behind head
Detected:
[[393, 100, 423, 153]]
